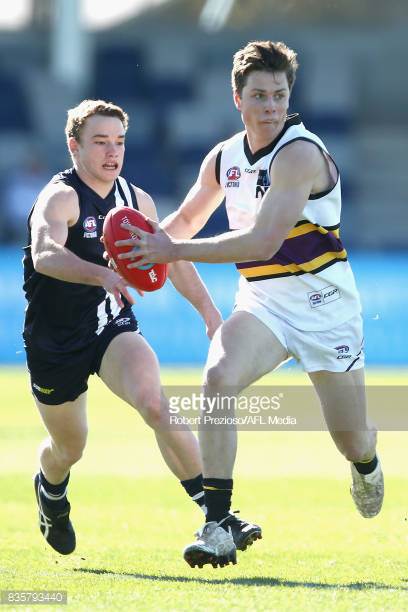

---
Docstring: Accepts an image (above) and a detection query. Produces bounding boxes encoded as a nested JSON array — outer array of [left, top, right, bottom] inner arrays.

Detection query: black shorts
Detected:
[[25, 311, 139, 405]]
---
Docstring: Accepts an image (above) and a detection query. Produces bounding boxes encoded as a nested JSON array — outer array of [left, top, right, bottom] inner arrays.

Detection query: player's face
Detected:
[[70, 115, 126, 186], [234, 70, 290, 147]]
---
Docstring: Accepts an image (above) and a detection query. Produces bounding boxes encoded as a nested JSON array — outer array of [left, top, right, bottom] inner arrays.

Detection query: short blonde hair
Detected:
[[65, 99, 129, 143]]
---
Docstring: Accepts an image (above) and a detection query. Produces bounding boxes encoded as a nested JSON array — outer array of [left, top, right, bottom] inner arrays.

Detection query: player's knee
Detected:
[[204, 362, 237, 391], [56, 442, 86, 467], [132, 388, 163, 429]]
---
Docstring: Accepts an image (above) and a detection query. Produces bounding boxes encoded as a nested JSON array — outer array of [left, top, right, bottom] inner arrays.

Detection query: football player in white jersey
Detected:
[[117, 41, 384, 569]]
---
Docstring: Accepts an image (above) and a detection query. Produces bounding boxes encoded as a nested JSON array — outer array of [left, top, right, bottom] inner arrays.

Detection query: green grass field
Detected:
[[1, 367, 407, 611]]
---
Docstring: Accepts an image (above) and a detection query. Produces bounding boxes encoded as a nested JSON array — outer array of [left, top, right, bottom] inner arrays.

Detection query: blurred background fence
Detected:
[[0, 0, 407, 365]]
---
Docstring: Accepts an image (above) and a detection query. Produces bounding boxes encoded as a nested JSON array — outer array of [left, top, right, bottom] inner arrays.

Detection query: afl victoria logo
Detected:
[[83, 216, 97, 232], [226, 166, 241, 181]]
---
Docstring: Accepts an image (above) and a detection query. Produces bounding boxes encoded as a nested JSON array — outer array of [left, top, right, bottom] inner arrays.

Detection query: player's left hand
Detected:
[[115, 220, 178, 267], [204, 307, 223, 340]]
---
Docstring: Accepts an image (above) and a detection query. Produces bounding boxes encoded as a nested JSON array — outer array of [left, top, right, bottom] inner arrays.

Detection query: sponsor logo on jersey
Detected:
[[149, 269, 158, 283], [33, 383, 55, 394], [308, 285, 341, 308], [114, 317, 131, 327], [245, 168, 257, 173], [226, 166, 241, 187], [83, 216, 97, 238], [335, 344, 352, 359]]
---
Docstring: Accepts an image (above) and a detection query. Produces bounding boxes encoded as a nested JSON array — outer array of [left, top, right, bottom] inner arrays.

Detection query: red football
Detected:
[[103, 207, 168, 292]]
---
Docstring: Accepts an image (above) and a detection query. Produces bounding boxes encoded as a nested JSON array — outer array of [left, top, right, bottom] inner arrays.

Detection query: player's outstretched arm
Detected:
[[119, 141, 322, 266], [115, 144, 223, 265], [162, 144, 225, 239], [134, 186, 222, 339], [30, 184, 134, 307]]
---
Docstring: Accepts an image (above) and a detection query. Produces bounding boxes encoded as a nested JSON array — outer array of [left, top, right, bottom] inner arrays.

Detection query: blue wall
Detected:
[[0, 247, 406, 366]]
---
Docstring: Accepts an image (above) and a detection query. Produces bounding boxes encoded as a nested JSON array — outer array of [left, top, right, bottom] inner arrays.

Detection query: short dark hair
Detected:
[[232, 40, 299, 95], [65, 99, 129, 143]]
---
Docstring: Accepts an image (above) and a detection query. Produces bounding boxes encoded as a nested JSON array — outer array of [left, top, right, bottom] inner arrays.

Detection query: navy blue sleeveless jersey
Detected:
[[23, 168, 138, 353]]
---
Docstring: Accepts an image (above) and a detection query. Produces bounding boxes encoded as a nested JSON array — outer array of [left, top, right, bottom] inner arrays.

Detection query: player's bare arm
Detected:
[[115, 143, 223, 263], [31, 183, 134, 307], [162, 144, 225, 239], [118, 140, 324, 265], [134, 186, 222, 339]]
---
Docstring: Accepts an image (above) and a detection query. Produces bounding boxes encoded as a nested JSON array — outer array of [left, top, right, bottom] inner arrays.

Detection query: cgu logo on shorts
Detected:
[[335, 345, 352, 359], [308, 285, 341, 308], [226, 166, 241, 187], [83, 216, 98, 238]]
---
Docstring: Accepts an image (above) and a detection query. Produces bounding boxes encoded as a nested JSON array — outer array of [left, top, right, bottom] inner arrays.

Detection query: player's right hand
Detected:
[[100, 268, 135, 308], [101, 241, 144, 299], [102, 249, 118, 271]]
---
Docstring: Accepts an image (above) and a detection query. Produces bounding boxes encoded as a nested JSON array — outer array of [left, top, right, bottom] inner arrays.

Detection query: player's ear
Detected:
[[233, 90, 242, 111], [68, 137, 79, 157]]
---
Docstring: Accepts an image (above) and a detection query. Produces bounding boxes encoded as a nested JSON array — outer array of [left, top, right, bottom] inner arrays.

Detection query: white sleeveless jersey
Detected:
[[217, 114, 361, 331]]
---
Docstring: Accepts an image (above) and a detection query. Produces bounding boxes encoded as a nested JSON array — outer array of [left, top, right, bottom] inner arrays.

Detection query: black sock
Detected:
[[353, 455, 378, 475], [180, 474, 206, 514], [39, 470, 70, 510], [203, 478, 233, 526]]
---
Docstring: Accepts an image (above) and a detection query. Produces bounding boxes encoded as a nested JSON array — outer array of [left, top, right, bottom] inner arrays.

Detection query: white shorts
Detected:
[[233, 298, 364, 373]]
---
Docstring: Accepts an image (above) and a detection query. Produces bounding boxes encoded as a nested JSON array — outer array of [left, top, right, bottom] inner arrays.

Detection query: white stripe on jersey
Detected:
[[96, 295, 109, 335], [117, 176, 134, 208], [110, 297, 121, 321], [96, 293, 121, 336], [114, 182, 125, 207]]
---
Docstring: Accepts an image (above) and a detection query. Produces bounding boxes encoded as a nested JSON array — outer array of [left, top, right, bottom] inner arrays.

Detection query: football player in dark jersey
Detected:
[[23, 99, 224, 556]]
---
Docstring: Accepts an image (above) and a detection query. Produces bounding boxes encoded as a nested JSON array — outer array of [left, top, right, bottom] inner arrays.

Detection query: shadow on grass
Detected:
[[74, 568, 406, 591]]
